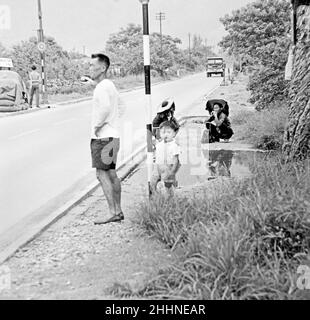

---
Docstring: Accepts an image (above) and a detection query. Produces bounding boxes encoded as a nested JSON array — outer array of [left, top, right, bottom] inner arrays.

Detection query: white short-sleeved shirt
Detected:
[[91, 79, 125, 139], [155, 140, 181, 165]]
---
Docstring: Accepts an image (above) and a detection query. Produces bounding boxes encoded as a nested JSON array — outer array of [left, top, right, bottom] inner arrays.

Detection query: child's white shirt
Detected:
[[155, 139, 181, 165]]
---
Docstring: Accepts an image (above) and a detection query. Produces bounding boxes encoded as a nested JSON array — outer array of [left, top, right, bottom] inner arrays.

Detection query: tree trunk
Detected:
[[283, 1, 310, 160]]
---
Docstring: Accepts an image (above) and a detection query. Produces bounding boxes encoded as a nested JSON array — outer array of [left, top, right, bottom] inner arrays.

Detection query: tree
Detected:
[[11, 36, 87, 93], [106, 24, 144, 76], [105, 24, 188, 77], [219, 0, 290, 63], [219, 0, 291, 109], [106, 23, 196, 77], [150, 32, 182, 76], [190, 34, 216, 70], [283, 0, 310, 160], [11, 37, 40, 80], [68, 50, 87, 60]]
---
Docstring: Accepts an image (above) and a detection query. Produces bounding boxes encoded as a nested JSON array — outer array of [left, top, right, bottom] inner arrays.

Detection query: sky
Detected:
[[0, 0, 255, 55]]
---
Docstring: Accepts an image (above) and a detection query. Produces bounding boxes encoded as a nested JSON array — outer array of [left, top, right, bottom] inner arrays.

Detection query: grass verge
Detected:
[[232, 103, 288, 151], [113, 154, 310, 300]]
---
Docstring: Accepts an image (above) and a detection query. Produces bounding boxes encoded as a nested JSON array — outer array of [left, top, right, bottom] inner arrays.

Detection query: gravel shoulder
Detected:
[[0, 177, 173, 300]]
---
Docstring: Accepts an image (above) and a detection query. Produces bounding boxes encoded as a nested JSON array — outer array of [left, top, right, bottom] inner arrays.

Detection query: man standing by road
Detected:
[[29, 65, 41, 108], [89, 53, 125, 225]]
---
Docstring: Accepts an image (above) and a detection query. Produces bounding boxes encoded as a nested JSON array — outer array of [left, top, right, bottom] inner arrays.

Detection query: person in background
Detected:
[[152, 98, 180, 140], [29, 65, 41, 108], [205, 103, 234, 143], [151, 121, 181, 195]]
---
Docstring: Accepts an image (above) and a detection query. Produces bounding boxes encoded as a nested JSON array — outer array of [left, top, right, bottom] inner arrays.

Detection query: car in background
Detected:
[[206, 57, 225, 78]]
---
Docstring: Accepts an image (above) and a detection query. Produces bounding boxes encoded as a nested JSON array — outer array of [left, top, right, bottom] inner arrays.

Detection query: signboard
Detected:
[[37, 42, 46, 53], [0, 58, 13, 68]]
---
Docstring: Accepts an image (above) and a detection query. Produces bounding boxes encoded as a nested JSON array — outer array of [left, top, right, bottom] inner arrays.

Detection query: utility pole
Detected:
[[205, 38, 208, 57], [139, 0, 153, 196], [155, 12, 165, 57], [37, 0, 48, 104], [188, 33, 191, 64]]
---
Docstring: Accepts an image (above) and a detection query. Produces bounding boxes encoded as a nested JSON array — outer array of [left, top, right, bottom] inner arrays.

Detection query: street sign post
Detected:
[[139, 0, 153, 197], [37, 41, 46, 53], [37, 0, 49, 105]]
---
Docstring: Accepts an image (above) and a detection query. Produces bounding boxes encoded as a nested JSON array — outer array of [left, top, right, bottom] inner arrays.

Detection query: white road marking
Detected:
[[53, 118, 76, 126], [8, 129, 40, 140]]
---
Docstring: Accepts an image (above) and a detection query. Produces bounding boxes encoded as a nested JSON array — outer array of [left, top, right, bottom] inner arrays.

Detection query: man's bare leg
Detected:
[[108, 170, 122, 214], [96, 169, 116, 217]]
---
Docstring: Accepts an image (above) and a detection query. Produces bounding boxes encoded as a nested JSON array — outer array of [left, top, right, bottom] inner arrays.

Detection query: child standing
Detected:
[[151, 121, 181, 195]]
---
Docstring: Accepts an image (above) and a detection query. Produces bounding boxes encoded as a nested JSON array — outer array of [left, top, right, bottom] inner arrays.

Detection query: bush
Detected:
[[248, 67, 289, 111], [232, 103, 288, 150], [131, 155, 310, 300]]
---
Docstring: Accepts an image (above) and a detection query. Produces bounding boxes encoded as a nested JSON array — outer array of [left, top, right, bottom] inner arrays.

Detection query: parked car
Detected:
[[0, 70, 29, 112]]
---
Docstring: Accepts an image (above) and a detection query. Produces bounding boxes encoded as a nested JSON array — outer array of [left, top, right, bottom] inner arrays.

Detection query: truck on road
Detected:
[[206, 57, 225, 78]]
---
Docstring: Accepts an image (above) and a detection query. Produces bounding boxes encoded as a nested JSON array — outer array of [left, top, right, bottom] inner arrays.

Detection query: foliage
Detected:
[[68, 50, 87, 60], [130, 155, 310, 300], [190, 34, 214, 71], [231, 103, 288, 150], [106, 24, 144, 76], [2, 24, 210, 96], [219, 0, 290, 62], [150, 32, 183, 76], [106, 24, 212, 76], [248, 67, 289, 110], [11, 37, 40, 80], [219, 0, 291, 109], [10, 36, 89, 93]]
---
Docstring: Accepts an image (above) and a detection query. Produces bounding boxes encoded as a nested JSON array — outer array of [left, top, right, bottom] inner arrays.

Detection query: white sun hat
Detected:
[[157, 98, 175, 114]]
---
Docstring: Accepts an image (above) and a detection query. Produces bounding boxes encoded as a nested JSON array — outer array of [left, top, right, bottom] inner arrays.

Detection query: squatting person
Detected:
[[89, 53, 125, 225], [205, 103, 234, 143]]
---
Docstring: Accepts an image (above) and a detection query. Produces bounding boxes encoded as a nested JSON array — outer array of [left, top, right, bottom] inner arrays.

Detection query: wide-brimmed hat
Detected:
[[206, 99, 229, 116], [157, 98, 175, 114]]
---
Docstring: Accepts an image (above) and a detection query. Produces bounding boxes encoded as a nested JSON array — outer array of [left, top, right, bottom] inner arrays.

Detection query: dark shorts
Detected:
[[91, 138, 120, 170]]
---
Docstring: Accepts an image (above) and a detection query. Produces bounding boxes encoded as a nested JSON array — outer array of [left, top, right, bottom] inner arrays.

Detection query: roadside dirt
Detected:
[[0, 74, 255, 300], [0, 177, 174, 300]]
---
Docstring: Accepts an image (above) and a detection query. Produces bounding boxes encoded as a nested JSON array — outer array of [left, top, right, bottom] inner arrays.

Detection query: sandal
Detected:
[[94, 212, 124, 225]]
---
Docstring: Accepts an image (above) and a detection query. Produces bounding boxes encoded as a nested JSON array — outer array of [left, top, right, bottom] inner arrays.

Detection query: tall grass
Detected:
[[131, 155, 310, 300], [232, 104, 288, 150]]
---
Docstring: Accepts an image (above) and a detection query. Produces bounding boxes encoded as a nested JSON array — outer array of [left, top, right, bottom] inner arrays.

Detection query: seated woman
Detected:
[[205, 103, 234, 143]]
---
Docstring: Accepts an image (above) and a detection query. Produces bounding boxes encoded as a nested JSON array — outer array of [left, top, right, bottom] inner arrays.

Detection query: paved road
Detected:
[[0, 73, 221, 234]]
